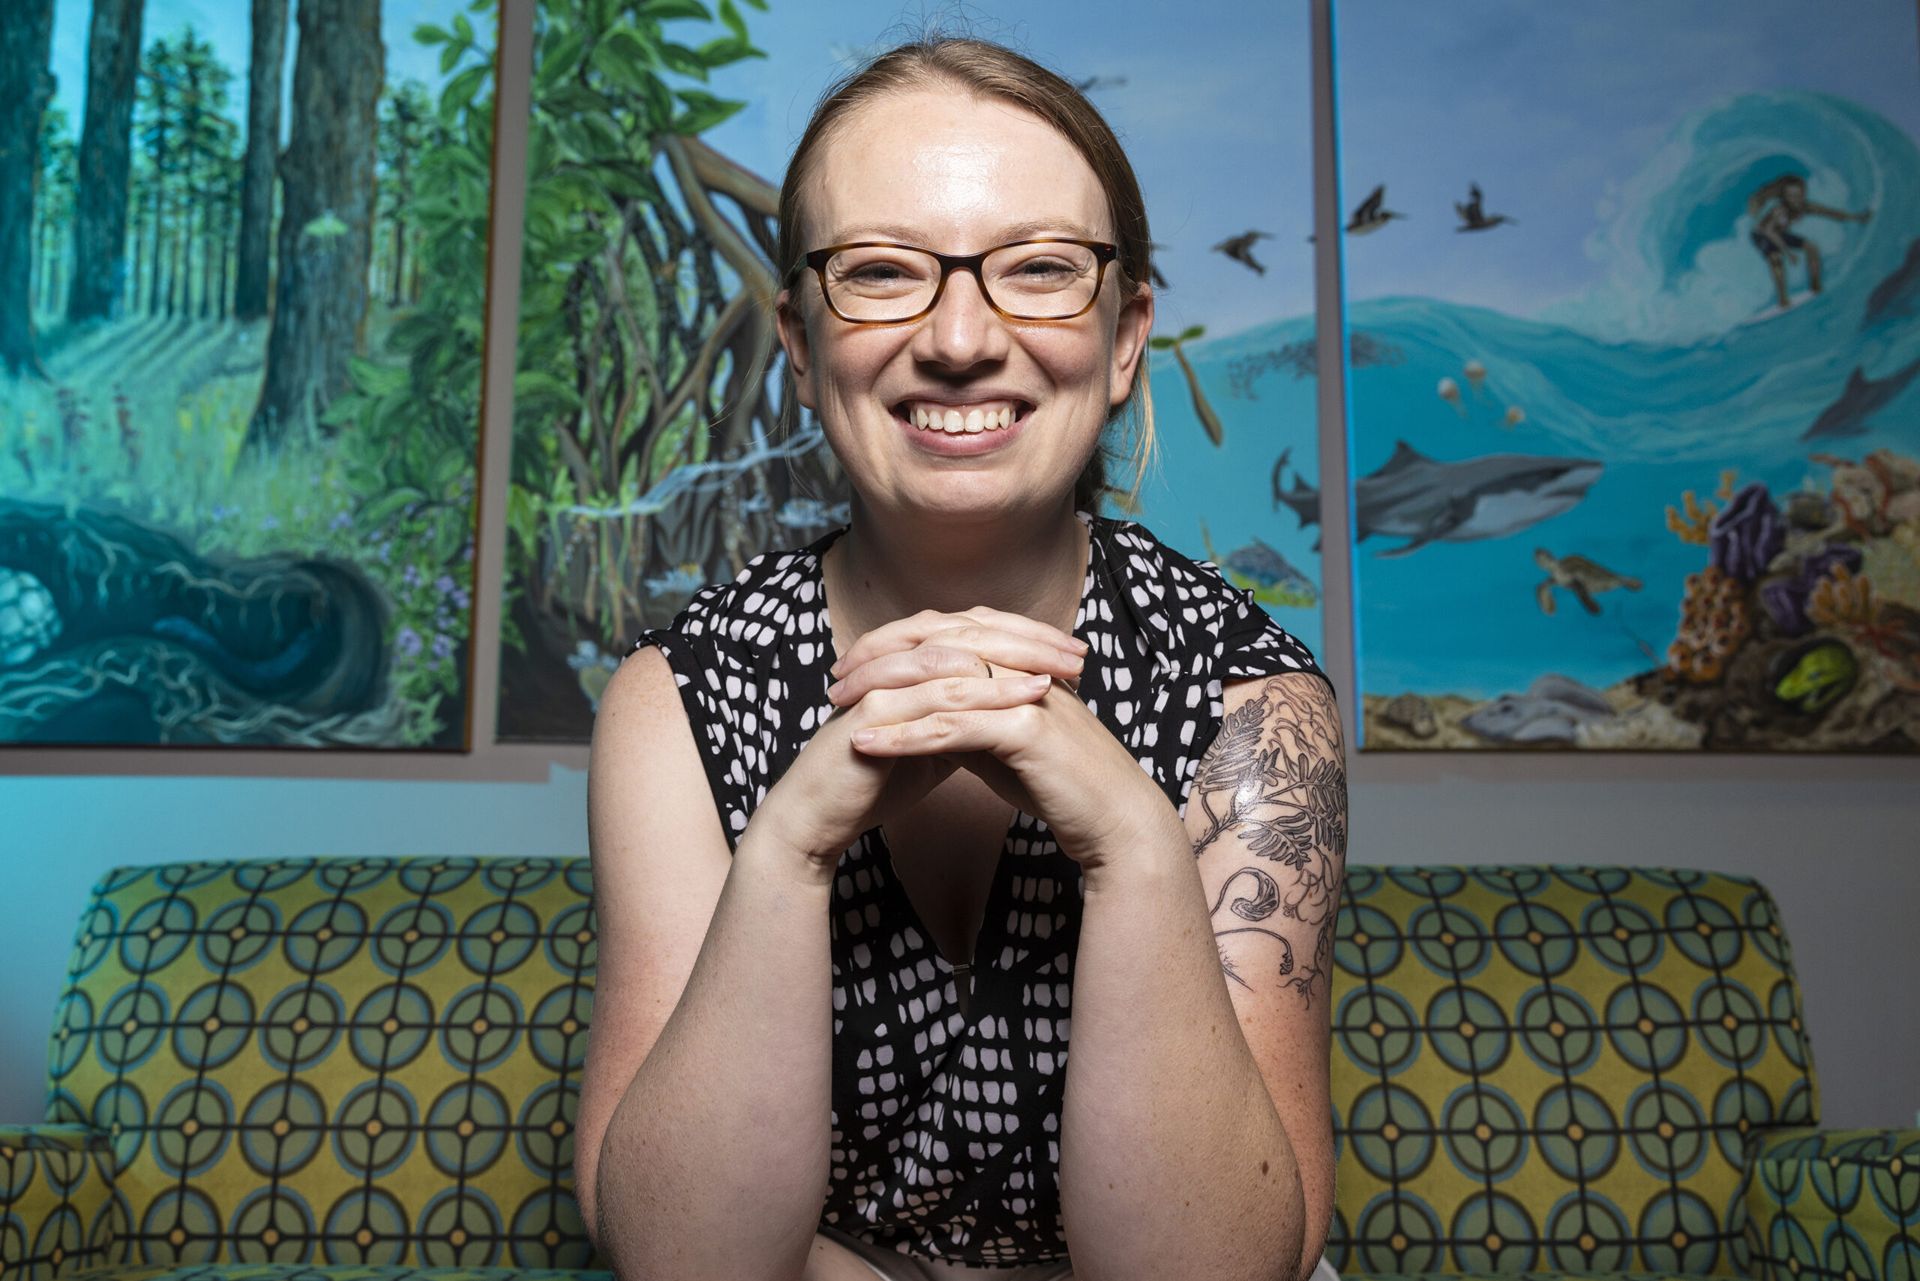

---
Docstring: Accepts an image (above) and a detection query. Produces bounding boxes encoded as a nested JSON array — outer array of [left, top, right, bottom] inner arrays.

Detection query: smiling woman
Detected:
[[580, 30, 1344, 1281]]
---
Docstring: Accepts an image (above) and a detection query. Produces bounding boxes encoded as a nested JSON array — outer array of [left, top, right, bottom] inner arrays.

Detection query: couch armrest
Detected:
[[1742, 1125, 1920, 1281], [0, 1123, 121, 1280]]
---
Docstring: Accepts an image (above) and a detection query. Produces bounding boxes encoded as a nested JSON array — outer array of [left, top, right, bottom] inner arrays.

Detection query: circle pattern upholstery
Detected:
[[3, 855, 1865, 1281]]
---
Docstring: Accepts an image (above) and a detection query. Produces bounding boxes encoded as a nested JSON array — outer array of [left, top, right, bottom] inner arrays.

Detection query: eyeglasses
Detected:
[[788, 238, 1120, 324]]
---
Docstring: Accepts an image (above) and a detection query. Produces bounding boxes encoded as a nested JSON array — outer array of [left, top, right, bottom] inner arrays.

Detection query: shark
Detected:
[[1272, 440, 1603, 557], [1801, 357, 1920, 440]]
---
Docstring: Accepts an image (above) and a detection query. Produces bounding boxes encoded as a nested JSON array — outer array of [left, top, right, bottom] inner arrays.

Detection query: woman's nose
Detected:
[[911, 267, 1011, 367]]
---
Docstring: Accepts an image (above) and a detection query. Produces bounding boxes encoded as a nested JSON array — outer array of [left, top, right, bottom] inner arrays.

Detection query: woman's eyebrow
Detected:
[[828, 218, 1103, 244]]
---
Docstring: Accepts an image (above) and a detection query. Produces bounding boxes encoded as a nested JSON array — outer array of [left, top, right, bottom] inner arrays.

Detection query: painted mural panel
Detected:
[[498, 2, 1321, 742], [0, 0, 493, 748], [1332, 0, 1920, 751]]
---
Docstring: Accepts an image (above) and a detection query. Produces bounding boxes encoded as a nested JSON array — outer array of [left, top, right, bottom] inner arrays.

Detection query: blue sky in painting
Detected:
[[1332, 0, 1920, 320], [695, 0, 1315, 340]]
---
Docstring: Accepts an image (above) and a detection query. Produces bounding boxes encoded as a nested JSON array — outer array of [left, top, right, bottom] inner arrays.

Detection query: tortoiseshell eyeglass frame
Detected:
[[785, 238, 1121, 324]]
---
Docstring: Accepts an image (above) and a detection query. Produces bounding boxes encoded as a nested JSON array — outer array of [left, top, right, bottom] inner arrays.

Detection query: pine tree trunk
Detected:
[[234, 0, 287, 320], [67, 0, 145, 325], [0, 0, 56, 376], [244, 0, 382, 456]]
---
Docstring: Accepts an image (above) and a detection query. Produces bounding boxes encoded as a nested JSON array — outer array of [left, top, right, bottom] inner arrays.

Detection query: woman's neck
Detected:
[[821, 503, 1091, 656]]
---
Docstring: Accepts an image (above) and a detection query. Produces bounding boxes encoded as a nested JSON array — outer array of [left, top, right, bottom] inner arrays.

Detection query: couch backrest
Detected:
[[1325, 865, 1818, 1279], [47, 858, 1818, 1277], [46, 857, 600, 1271]]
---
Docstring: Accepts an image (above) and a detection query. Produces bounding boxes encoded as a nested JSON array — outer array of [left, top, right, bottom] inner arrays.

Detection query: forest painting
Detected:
[[498, 1, 1321, 741], [1332, 0, 1920, 752], [0, 0, 496, 748]]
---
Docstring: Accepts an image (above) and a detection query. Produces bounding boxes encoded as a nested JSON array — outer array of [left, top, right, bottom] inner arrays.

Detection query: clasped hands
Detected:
[[823, 606, 1171, 870]]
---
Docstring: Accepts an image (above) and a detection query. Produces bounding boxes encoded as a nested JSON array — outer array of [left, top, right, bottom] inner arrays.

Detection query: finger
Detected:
[[849, 688, 1050, 752], [847, 669, 1052, 739], [830, 606, 1085, 678], [827, 638, 1084, 705]]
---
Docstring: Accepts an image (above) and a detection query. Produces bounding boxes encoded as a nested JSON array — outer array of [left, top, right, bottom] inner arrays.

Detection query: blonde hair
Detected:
[[777, 34, 1161, 513]]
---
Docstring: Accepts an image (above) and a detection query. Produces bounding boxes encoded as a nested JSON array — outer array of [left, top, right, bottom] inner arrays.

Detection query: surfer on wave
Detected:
[[1747, 174, 1872, 312]]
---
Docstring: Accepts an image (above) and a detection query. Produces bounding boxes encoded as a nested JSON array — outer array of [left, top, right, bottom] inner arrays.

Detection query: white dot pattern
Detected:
[[629, 508, 1329, 1266]]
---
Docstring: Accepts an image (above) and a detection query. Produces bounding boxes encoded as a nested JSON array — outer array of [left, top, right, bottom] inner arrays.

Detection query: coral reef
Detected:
[[1709, 482, 1786, 582], [1666, 565, 1752, 683], [1664, 489, 1717, 545], [1638, 452, 1920, 746]]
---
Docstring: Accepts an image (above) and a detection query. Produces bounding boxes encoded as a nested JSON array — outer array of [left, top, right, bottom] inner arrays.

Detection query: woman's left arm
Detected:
[[1060, 670, 1345, 1281]]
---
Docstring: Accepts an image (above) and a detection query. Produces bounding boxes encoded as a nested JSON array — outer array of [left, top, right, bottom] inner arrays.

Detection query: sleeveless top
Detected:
[[628, 507, 1329, 1267]]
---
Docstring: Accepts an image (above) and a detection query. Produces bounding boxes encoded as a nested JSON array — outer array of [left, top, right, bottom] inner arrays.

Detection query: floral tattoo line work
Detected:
[[1191, 675, 1347, 1007]]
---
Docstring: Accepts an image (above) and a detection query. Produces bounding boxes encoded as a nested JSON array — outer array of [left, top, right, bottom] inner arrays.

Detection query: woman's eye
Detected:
[[1016, 259, 1073, 277]]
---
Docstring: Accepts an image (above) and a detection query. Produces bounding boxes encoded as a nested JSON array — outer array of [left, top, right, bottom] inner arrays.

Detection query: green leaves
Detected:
[[671, 87, 746, 134], [639, 0, 714, 19]]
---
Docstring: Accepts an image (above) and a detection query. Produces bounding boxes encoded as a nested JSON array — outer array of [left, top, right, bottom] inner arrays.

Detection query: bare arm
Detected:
[[1059, 673, 1345, 1281], [579, 650, 837, 1281]]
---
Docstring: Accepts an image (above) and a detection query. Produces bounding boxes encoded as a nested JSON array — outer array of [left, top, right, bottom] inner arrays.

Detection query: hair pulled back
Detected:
[[776, 34, 1160, 514]]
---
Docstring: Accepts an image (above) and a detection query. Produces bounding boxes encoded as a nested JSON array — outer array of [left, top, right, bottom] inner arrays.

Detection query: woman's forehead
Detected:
[[807, 89, 1109, 245]]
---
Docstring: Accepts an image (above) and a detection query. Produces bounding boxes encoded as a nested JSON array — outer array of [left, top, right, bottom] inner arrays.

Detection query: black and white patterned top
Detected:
[[628, 507, 1329, 1267]]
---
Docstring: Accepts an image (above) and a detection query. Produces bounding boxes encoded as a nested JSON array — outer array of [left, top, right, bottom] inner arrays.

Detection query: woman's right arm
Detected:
[[577, 645, 837, 1281]]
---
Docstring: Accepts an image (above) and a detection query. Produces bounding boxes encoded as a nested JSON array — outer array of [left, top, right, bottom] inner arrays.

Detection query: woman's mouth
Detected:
[[890, 399, 1034, 456]]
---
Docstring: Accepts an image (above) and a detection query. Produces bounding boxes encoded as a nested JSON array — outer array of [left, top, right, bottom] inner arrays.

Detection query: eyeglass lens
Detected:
[[823, 243, 1101, 321]]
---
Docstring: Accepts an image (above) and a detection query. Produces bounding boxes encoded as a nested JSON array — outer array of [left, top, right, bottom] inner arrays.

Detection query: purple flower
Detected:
[[435, 574, 457, 595], [431, 632, 455, 659], [396, 626, 422, 658], [330, 511, 352, 531], [260, 514, 280, 531], [402, 564, 421, 588], [452, 588, 471, 611], [1709, 482, 1785, 583]]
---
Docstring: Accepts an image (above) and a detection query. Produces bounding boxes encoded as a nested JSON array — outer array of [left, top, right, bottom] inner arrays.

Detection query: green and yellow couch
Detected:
[[2, 857, 1912, 1280]]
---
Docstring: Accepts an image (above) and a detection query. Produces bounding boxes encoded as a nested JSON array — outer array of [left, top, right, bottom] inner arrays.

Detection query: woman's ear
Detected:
[[1108, 281, 1155, 409], [774, 287, 817, 411]]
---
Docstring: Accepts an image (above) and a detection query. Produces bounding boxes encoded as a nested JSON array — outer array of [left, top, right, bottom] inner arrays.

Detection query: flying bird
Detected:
[[1212, 230, 1275, 275], [1454, 182, 1516, 231], [1347, 184, 1406, 235]]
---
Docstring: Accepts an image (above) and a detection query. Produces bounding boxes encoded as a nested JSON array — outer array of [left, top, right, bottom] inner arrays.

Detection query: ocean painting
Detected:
[[1, 0, 495, 748], [1331, 1, 1920, 752], [495, 0, 1322, 741]]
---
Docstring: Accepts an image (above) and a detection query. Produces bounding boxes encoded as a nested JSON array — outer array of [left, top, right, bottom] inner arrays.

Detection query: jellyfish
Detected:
[[1503, 404, 1526, 429], [1463, 358, 1486, 393], [1437, 376, 1465, 415]]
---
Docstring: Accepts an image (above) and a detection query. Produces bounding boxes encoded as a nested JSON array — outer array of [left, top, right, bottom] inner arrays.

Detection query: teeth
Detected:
[[906, 402, 1020, 433]]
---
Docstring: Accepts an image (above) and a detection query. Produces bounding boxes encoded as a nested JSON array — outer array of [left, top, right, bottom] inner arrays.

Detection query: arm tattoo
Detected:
[[1192, 676, 1347, 1007]]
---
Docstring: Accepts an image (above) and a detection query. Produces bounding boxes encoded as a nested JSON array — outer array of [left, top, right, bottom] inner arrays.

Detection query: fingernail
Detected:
[[826, 680, 845, 700], [1060, 650, 1084, 670], [1025, 674, 1052, 691], [1070, 638, 1090, 653]]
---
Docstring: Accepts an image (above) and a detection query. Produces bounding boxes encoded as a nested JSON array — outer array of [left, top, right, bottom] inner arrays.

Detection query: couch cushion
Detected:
[[1326, 866, 1818, 1278], [46, 858, 603, 1272]]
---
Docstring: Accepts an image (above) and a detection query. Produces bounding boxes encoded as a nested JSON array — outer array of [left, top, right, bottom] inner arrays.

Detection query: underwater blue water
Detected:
[[1334, 89, 1920, 703], [1129, 317, 1325, 662]]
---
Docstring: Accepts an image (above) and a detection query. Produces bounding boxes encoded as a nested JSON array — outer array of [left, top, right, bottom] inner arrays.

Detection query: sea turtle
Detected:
[[1534, 548, 1642, 616]]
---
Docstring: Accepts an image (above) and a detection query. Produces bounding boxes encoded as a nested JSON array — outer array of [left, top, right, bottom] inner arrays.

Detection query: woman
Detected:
[[579, 34, 1346, 1281]]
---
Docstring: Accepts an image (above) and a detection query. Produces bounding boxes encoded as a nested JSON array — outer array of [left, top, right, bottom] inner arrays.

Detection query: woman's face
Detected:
[[775, 85, 1153, 518]]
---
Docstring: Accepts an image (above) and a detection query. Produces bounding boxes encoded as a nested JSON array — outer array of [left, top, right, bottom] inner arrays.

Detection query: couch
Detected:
[[2, 856, 1911, 1280]]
